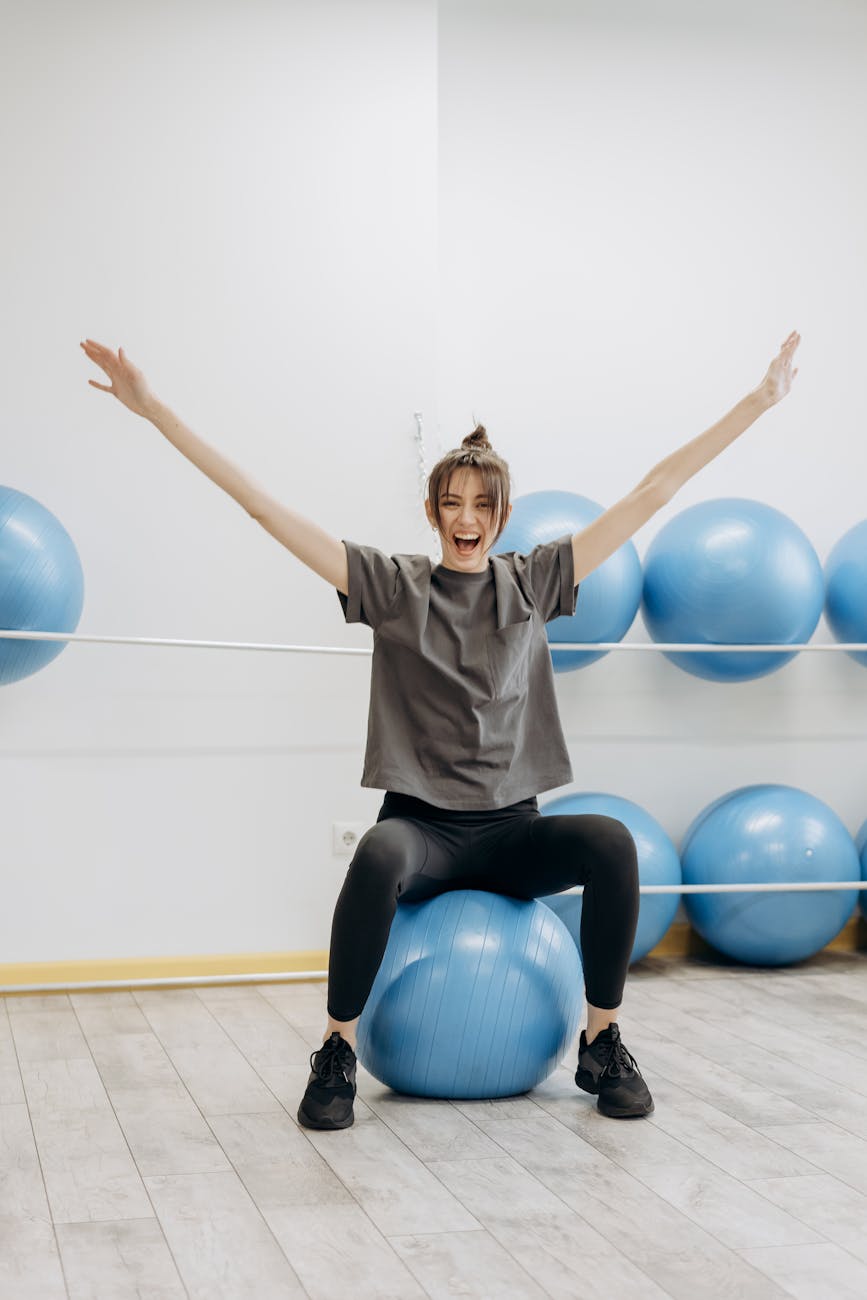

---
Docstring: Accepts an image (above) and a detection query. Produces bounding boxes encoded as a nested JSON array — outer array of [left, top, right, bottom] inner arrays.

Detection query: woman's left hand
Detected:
[[759, 331, 800, 406]]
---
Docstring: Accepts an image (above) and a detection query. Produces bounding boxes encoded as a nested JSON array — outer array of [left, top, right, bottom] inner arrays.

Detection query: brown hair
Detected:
[[426, 423, 512, 541]]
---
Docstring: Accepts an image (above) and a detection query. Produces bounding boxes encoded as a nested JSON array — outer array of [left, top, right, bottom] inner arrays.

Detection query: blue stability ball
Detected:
[[0, 486, 84, 685], [356, 890, 582, 1099], [539, 792, 681, 964], [681, 784, 860, 965], [494, 490, 641, 670], [855, 820, 867, 920], [642, 498, 824, 682], [825, 519, 867, 667]]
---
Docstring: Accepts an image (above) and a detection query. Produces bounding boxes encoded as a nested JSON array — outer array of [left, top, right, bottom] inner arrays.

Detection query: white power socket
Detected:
[[332, 821, 368, 856]]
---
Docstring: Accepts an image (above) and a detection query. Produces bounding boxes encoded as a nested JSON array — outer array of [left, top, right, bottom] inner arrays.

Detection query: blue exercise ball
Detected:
[[539, 792, 681, 964], [825, 519, 867, 667], [642, 498, 823, 681], [494, 490, 641, 670], [0, 487, 84, 685], [681, 784, 860, 965], [356, 890, 582, 1098], [855, 820, 867, 920]]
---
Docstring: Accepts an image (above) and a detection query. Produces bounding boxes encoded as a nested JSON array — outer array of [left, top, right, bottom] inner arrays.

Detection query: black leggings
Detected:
[[326, 791, 640, 1021]]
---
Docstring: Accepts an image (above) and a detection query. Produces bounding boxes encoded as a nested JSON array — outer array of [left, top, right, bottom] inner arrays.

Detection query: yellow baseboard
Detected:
[[1, 916, 864, 997], [645, 915, 867, 958], [0, 950, 329, 994]]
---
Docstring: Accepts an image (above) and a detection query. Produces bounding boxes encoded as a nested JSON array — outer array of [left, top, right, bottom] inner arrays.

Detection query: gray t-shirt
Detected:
[[337, 533, 578, 809]]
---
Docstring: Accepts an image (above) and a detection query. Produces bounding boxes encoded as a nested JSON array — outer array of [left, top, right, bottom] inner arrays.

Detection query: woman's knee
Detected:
[[591, 816, 639, 887], [342, 818, 425, 897], [555, 814, 637, 889], [537, 812, 637, 891]]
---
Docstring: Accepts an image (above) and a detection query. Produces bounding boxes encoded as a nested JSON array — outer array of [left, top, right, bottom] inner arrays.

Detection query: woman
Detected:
[[81, 330, 800, 1130]]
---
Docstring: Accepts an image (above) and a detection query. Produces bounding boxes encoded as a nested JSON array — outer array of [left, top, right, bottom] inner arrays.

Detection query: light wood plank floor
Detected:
[[2, 950, 867, 1299]]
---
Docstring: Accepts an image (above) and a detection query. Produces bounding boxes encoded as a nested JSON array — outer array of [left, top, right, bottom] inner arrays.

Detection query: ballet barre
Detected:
[[2, 629, 867, 654]]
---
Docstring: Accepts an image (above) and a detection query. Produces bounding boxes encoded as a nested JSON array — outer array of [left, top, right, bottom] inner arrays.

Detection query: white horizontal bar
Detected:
[[0, 629, 371, 655], [548, 643, 867, 654], [560, 881, 867, 895], [2, 629, 867, 655], [0, 970, 329, 996]]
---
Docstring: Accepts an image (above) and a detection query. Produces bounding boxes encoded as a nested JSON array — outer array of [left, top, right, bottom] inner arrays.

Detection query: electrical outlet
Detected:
[[332, 821, 367, 856]]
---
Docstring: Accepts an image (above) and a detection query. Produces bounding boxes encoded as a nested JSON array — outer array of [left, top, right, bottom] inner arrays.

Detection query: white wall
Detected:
[[1, 0, 865, 967]]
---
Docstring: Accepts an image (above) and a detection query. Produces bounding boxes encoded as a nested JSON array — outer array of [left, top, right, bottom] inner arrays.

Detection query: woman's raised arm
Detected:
[[80, 339, 349, 594], [569, 331, 801, 585]]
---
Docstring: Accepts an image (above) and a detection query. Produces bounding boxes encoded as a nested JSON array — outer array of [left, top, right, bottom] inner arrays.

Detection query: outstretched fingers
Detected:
[[80, 338, 153, 416], [759, 331, 801, 405], [81, 340, 119, 396], [81, 338, 118, 380], [81, 340, 109, 364]]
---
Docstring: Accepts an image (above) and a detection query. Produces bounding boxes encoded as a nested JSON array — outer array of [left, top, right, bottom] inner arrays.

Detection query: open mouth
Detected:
[[454, 534, 481, 555]]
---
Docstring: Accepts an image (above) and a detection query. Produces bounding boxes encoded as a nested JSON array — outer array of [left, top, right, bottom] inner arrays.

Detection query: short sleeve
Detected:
[[512, 532, 578, 623], [336, 539, 402, 629]]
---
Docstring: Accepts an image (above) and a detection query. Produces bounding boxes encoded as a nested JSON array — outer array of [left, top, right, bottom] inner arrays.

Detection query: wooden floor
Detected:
[[2, 952, 867, 1299]]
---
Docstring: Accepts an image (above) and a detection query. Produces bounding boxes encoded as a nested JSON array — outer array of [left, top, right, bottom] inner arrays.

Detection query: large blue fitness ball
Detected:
[[539, 792, 681, 964], [356, 890, 582, 1098], [495, 490, 641, 670], [0, 486, 84, 685], [824, 519, 867, 667], [681, 784, 860, 965], [642, 499, 823, 681]]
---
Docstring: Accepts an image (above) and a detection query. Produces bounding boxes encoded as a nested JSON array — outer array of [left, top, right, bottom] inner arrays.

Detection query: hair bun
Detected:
[[462, 423, 492, 451]]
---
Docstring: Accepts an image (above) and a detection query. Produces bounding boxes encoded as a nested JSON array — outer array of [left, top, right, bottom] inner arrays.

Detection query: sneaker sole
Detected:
[[297, 1102, 355, 1131], [576, 1067, 654, 1118], [597, 1096, 655, 1119]]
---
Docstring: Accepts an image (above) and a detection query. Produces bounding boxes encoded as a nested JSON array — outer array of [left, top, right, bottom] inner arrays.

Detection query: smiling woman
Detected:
[[79, 329, 801, 1136]]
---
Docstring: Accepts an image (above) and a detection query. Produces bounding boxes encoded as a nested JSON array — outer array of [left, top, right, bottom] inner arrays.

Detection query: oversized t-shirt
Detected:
[[337, 533, 579, 810]]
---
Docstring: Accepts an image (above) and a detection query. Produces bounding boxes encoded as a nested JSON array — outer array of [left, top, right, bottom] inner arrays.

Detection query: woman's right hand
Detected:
[[80, 339, 157, 419], [757, 330, 800, 408]]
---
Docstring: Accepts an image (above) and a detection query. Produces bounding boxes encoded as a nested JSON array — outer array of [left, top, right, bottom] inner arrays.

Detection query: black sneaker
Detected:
[[297, 1032, 357, 1130], [575, 1022, 654, 1118]]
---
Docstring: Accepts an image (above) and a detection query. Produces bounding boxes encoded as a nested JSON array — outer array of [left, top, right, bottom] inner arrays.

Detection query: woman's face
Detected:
[[426, 467, 511, 572]]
